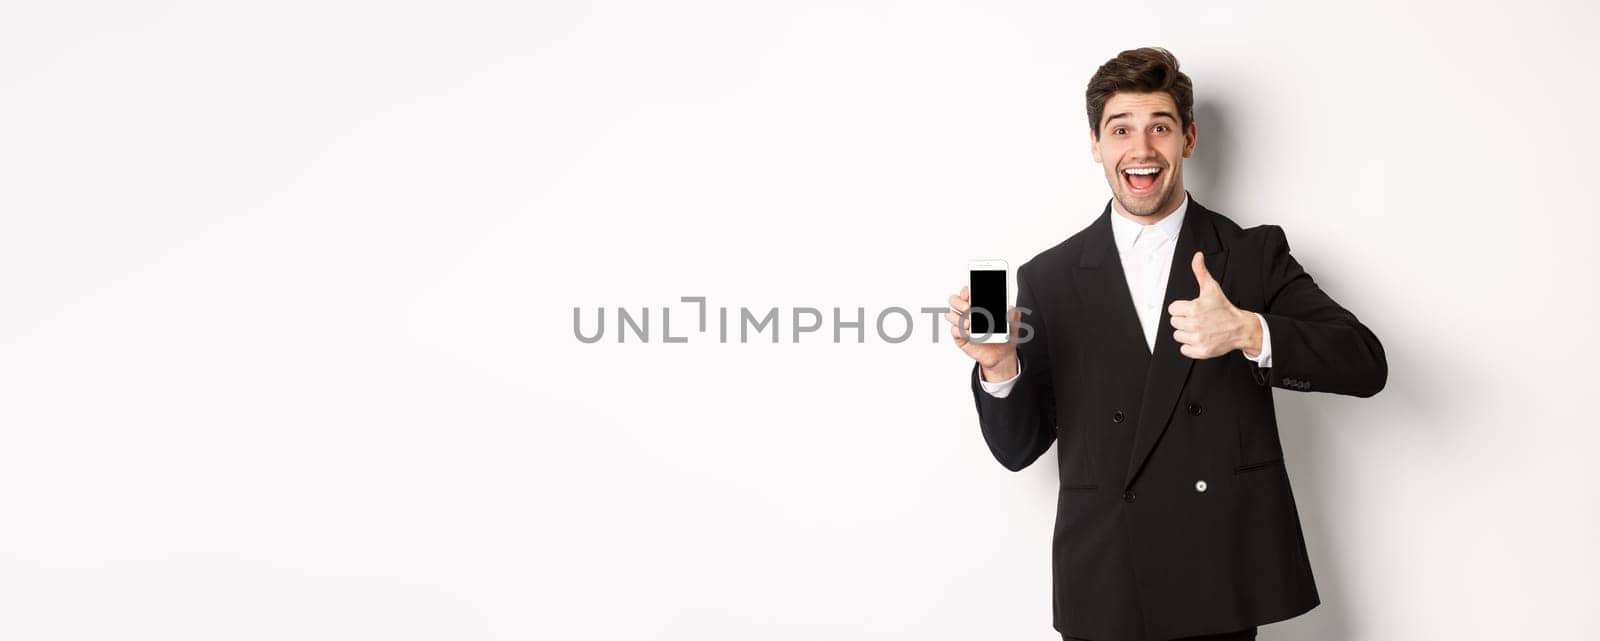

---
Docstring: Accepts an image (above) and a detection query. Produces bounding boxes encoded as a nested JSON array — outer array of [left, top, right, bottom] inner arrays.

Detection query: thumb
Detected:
[[1191, 251, 1219, 293]]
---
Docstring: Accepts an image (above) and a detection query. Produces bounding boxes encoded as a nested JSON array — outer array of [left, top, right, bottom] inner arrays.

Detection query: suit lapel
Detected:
[[1073, 202, 1153, 368], [1122, 198, 1228, 489]]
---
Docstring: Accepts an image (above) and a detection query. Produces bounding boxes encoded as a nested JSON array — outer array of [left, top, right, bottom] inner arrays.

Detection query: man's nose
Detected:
[[1131, 130, 1156, 156]]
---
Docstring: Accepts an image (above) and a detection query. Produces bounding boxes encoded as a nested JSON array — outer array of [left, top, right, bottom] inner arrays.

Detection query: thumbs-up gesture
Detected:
[[1167, 251, 1262, 360]]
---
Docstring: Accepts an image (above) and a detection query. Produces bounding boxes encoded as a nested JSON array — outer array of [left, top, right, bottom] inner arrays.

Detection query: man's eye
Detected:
[[1154, 125, 1168, 133], [1114, 128, 1127, 135]]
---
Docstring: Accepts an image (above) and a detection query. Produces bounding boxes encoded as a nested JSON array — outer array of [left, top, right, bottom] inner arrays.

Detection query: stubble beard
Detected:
[[1114, 177, 1182, 218]]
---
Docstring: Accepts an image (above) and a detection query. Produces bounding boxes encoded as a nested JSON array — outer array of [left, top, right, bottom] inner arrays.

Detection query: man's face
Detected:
[[1090, 91, 1196, 218]]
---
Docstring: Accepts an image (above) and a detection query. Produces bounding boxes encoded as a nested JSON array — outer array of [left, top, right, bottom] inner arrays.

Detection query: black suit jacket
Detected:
[[970, 196, 1386, 641]]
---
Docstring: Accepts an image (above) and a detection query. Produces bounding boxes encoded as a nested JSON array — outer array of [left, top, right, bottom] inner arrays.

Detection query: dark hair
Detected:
[[1086, 47, 1194, 139]]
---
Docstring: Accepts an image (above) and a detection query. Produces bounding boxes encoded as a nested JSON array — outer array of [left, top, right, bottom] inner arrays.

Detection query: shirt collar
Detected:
[[1110, 194, 1189, 255]]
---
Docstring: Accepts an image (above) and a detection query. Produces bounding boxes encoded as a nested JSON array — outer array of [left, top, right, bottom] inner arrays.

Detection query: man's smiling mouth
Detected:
[[1122, 166, 1162, 195]]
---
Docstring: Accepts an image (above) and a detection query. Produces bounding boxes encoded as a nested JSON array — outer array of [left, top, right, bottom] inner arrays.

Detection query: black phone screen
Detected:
[[969, 269, 1007, 335]]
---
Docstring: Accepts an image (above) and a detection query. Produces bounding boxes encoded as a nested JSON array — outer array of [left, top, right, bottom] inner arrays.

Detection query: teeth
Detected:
[[1124, 167, 1161, 176]]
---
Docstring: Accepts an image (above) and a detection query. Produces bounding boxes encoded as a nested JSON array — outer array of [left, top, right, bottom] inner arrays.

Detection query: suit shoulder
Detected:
[[1208, 208, 1289, 253], [1017, 218, 1098, 278], [1236, 223, 1290, 254]]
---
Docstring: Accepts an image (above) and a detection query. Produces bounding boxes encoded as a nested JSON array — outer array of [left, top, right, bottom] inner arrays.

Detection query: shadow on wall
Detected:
[[1186, 99, 1239, 203], [1191, 98, 1354, 641]]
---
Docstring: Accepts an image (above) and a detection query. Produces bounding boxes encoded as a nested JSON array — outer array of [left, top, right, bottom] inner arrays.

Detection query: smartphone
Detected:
[[967, 259, 1009, 343]]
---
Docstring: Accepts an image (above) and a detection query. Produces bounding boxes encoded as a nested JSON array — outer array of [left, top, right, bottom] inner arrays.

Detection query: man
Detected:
[[944, 48, 1387, 641]]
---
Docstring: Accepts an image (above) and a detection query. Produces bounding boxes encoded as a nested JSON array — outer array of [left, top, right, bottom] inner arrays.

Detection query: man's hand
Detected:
[[1168, 251, 1263, 360], [946, 286, 1020, 381]]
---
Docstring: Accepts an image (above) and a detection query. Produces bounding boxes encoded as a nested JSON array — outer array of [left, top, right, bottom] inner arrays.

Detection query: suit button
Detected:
[[1122, 490, 1136, 503], [1112, 410, 1125, 423], [1195, 480, 1208, 492], [1186, 403, 1202, 416]]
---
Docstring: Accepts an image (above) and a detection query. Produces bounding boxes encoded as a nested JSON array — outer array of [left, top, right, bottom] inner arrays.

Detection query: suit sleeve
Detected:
[[1248, 225, 1387, 397], [969, 263, 1057, 471]]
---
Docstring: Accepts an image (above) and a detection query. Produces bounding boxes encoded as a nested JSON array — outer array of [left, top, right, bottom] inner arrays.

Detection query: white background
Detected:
[[2, 1, 1596, 639]]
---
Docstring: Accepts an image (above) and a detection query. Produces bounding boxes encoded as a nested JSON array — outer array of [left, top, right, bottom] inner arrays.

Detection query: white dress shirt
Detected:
[[981, 196, 1272, 398]]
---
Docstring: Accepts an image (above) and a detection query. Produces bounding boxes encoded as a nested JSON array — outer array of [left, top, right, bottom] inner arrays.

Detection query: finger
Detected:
[[1169, 315, 1194, 331], [959, 285, 969, 302], [1173, 329, 1197, 345], [1168, 299, 1195, 317], [950, 322, 968, 347], [946, 309, 979, 329], [948, 294, 969, 313], [1192, 252, 1219, 293]]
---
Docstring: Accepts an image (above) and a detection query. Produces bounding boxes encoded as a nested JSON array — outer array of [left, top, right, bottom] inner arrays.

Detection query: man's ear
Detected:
[[1089, 127, 1102, 163], [1182, 121, 1197, 158]]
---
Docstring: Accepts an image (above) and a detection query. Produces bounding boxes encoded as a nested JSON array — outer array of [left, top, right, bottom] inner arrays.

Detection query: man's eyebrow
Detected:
[[1102, 111, 1179, 127]]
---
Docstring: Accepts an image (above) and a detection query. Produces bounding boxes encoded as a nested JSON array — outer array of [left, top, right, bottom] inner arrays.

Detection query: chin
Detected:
[[1115, 185, 1178, 217], [1116, 193, 1164, 217]]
